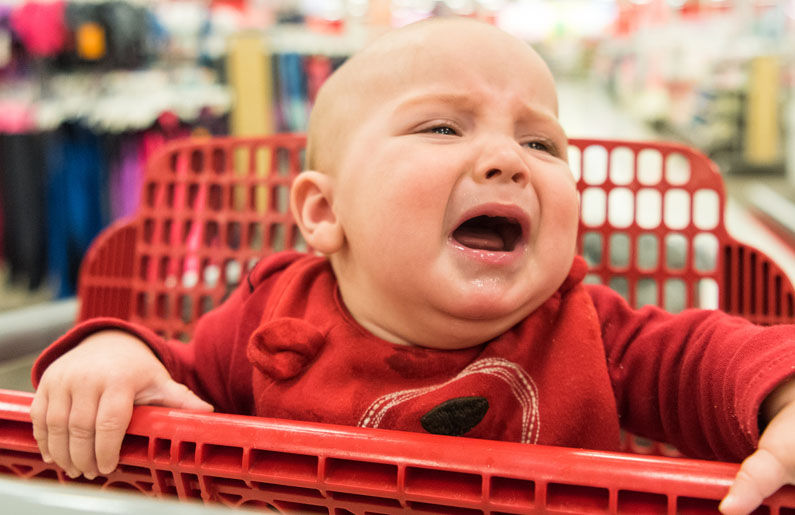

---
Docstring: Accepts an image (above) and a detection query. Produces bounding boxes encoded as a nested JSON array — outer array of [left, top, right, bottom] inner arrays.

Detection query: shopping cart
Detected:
[[1, 134, 794, 514]]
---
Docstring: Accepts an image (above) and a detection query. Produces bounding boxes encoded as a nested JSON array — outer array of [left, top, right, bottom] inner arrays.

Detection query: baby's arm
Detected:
[[720, 378, 795, 514], [589, 283, 795, 512], [30, 330, 212, 479]]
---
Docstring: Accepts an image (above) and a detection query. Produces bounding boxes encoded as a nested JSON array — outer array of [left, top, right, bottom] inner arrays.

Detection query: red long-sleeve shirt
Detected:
[[33, 252, 795, 461]]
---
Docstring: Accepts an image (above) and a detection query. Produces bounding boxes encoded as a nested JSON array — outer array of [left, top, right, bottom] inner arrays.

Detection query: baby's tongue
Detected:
[[453, 225, 504, 251]]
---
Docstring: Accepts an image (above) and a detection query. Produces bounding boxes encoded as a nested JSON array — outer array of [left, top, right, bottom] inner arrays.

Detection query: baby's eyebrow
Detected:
[[514, 100, 561, 127], [518, 108, 567, 141], [394, 92, 480, 113]]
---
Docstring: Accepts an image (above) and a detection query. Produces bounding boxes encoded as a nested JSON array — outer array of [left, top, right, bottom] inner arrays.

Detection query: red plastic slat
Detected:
[[1, 389, 794, 513]]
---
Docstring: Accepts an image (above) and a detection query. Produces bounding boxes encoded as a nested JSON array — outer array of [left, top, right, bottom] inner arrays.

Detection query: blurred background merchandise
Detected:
[[0, 0, 792, 314]]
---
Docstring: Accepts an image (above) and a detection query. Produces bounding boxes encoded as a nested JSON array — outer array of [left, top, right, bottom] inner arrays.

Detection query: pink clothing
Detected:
[[34, 252, 795, 461], [10, 1, 67, 57]]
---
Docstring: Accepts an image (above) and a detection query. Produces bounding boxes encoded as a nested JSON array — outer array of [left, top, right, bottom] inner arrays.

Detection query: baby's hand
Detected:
[[720, 378, 795, 514], [30, 330, 213, 479]]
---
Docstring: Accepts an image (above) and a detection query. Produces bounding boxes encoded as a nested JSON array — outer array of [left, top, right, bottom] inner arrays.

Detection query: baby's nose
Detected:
[[475, 145, 530, 187], [483, 167, 527, 185]]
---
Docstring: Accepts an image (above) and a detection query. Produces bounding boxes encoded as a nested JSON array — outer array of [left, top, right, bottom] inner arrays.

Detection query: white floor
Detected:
[[558, 79, 659, 141]]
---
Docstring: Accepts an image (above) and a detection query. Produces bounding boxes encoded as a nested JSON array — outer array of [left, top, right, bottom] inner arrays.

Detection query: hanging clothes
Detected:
[[196, 106, 229, 136], [117, 132, 143, 219], [0, 6, 13, 69], [100, 131, 120, 222], [0, 1, 236, 296], [271, 51, 346, 132], [45, 128, 67, 295], [0, 138, 4, 265], [9, 0, 67, 58], [0, 182, 4, 266], [270, 51, 285, 131], [65, 2, 107, 64], [283, 52, 308, 132], [305, 54, 332, 106], [0, 132, 48, 290], [46, 123, 106, 297], [98, 1, 148, 68]]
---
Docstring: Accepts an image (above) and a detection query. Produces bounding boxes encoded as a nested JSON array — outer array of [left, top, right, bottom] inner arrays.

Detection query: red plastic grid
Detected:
[[78, 135, 308, 340], [567, 139, 794, 324], [1, 134, 794, 513]]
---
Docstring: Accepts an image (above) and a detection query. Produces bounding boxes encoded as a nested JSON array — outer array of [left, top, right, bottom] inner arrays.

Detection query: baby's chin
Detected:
[[436, 279, 544, 322], [360, 289, 538, 350], [425, 296, 538, 340]]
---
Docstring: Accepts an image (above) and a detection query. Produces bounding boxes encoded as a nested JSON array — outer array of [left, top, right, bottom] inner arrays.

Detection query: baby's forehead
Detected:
[[346, 21, 555, 98], [362, 20, 544, 70]]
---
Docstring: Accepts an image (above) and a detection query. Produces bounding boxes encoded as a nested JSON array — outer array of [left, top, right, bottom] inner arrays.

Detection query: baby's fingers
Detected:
[[67, 395, 100, 479], [720, 448, 788, 515], [30, 387, 51, 463], [94, 388, 135, 475], [44, 389, 78, 477]]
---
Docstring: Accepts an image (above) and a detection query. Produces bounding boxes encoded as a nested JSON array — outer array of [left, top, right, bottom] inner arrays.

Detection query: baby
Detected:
[[30, 17, 795, 515]]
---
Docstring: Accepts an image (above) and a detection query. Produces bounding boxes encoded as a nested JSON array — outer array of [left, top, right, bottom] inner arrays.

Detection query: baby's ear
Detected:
[[290, 171, 344, 254]]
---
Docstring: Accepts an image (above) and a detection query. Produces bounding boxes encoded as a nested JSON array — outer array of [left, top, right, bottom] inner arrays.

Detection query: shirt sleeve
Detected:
[[31, 251, 305, 415], [588, 283, 795, 461]]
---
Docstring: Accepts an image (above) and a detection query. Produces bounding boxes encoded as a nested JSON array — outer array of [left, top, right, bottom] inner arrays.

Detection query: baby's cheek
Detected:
[[392, 180, 443, 213], [544, 181, 579, 232]]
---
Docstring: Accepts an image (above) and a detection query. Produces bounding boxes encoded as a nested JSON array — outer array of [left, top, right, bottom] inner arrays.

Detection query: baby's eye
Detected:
[[523, 141, 554, 154], [427, 125, 459, 136]]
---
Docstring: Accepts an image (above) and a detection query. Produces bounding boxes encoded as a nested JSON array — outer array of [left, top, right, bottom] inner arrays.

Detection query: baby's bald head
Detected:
[[305, 17, 557, 175]]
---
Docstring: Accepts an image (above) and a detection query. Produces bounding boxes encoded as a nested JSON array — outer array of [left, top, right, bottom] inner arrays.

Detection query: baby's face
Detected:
[[325, 20, 579, 349]]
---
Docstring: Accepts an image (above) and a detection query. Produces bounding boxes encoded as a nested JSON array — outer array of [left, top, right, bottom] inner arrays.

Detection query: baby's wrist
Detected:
[[761, 377, 795, 425]]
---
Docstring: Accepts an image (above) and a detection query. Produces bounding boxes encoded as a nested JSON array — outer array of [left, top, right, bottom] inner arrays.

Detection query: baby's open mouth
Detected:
[[452, 215, 523, 252]]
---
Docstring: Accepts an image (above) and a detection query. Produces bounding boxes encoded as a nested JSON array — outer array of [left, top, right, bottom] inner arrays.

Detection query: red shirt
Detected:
[[34, 252, 795, 461]]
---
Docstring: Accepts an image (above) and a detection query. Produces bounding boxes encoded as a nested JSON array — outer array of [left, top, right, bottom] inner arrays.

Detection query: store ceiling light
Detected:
[[495, 0, 553, 41], [445, 0, 474, 13], [478, 0, 508, 9]]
